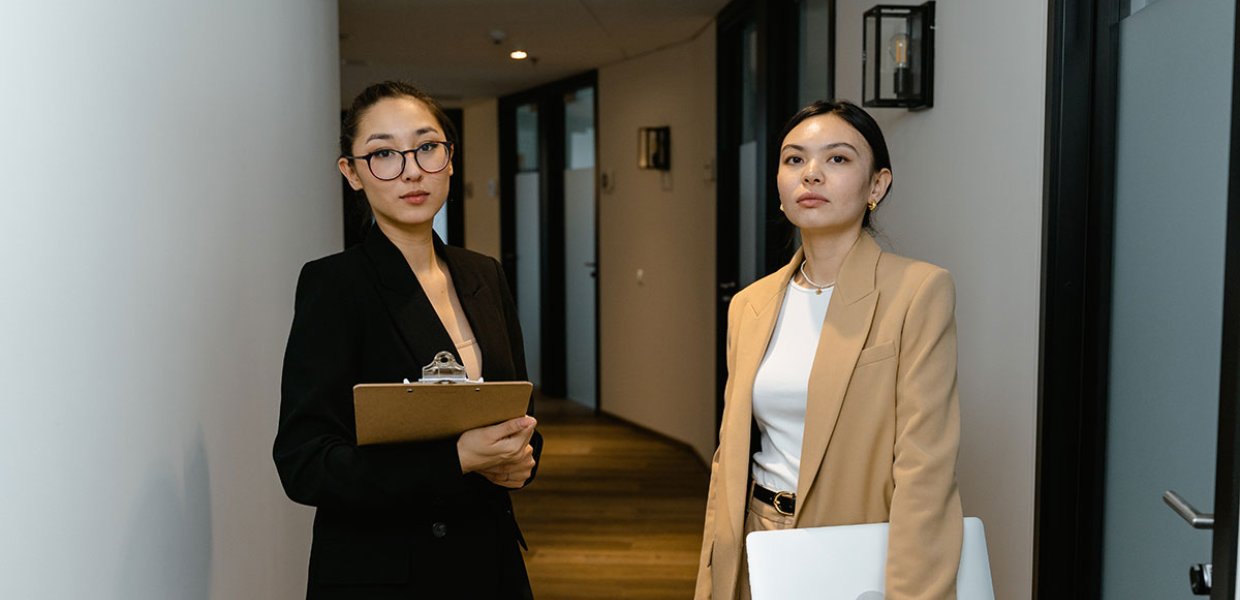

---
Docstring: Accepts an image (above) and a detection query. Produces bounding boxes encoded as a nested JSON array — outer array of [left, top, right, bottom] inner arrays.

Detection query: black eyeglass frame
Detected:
[[343, 141, 455, 180]]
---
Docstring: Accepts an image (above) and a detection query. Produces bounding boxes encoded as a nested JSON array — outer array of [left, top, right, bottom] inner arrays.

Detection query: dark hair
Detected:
[[339, 80, 458, 157], [778, 100, 892, 229]]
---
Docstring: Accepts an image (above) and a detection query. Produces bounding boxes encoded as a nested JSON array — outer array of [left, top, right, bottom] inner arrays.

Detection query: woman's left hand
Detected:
[[477, 443, 536, 489]]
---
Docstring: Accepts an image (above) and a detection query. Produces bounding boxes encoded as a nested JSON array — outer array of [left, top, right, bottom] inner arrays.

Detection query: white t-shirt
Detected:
[[751, 280, 833, 493]]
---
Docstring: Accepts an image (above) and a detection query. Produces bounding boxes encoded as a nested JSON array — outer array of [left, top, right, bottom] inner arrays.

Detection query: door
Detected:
[[563, 85, 598, 410], [513, 101, 542, 386], [500, 72, 598, 400], [716, 7, 762, 430], [1100, 0, 1236, 597]]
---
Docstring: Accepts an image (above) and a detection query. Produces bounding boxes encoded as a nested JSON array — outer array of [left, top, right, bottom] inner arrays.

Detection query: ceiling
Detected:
[[338, 0, 729, 107]]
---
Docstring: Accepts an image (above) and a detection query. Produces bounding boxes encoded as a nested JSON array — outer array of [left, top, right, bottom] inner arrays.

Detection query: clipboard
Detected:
[[353, 351, 533, 445]]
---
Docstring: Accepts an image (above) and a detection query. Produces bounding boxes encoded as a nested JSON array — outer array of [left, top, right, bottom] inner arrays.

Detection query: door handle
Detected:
[[1163, 490, 1214, 529], [1164, 491, 1215, 595]]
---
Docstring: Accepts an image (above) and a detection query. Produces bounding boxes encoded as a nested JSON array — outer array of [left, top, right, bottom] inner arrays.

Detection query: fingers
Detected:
[[477, 444, 536, 488], [484, 417, 536, 458], [458, 418, 537, 475], [479, 468, 523, 489], [484, 444, 535, 471], [493, 415, 536, 440]]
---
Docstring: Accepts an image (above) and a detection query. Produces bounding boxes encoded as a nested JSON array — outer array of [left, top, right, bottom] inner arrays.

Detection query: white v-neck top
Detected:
[[751, 280, 834, 493]]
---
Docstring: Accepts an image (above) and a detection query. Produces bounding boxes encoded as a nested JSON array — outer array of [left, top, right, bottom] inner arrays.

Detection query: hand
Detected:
[[457, 416, 537, 480], [477, 443, 536, 489]]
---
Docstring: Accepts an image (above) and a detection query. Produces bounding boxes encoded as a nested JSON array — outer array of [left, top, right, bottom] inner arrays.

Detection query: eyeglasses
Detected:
[[344, 141, 454, 180]]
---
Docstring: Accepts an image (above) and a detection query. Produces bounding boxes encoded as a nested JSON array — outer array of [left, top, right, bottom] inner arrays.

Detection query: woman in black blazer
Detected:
[[274, 81, 541, 599]]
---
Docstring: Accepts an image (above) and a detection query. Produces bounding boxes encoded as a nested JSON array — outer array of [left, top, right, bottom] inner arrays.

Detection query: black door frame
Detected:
[[715, 0, 833, 433], [1037, 1, 1240, 598], [445, 108, 466, 246], [1211, 3, 1240, 596], [498, 71, 599, 403]]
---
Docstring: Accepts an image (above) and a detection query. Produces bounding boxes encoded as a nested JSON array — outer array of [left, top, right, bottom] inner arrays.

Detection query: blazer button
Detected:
[[431, 522, 448, 538]]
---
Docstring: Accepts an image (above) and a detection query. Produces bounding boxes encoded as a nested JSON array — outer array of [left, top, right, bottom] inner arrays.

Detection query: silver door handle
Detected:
[[1163, 490, 1215, 529]]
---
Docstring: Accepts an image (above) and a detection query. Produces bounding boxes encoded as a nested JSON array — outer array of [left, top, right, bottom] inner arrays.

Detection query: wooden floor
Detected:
[[512, 394, 711, 599]]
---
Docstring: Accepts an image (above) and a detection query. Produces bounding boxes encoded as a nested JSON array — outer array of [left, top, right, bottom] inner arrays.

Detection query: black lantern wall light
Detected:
[[862, 1, 935, 110]]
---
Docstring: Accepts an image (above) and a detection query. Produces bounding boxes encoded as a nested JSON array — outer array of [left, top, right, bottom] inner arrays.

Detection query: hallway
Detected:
[[513, 395, 711, 599]]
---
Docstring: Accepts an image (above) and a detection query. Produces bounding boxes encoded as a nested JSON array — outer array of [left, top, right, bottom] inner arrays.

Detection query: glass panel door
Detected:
[[563, 86, 597, 409], [514, 102, 542, 386], [797, 0, 834, 106], [1101, 0, 1234, 597]]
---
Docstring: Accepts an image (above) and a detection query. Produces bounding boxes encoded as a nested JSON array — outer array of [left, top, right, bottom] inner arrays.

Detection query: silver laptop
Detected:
[[745, 517, 994, 600]]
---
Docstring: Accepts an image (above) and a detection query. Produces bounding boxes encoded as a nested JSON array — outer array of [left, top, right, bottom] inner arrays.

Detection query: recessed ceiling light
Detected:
[[510, 49, 528, 60]]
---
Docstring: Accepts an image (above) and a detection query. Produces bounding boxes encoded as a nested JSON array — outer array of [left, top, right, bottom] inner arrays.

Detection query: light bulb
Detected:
[[888, 31, 913, 100], [510, 49, 528, 60], [889, 32, 910, 69]]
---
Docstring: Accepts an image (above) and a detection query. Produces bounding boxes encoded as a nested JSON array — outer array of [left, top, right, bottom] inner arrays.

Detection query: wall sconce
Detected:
[[638, 126, 670, 170], [862, 1, 935, 110]]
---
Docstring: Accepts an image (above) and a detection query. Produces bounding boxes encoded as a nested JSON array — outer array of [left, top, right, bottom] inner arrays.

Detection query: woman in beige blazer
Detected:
[[696, 101, 963, 600]]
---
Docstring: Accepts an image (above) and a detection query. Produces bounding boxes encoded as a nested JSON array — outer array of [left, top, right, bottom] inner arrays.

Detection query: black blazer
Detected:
[[274, 226, 541, 600]]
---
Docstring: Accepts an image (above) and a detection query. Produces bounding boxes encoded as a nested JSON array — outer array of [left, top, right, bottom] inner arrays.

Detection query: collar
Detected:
[[361, 224, 481, 297], [748, 231, 881, 315]]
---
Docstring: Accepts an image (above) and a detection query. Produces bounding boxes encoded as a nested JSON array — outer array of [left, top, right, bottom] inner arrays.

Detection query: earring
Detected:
[[867, 201, 877, 212], [778, 203, 785, 213]]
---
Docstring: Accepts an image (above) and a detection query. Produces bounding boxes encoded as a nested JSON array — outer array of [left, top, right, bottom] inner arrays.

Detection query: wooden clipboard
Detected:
[[353, 351, 533, 446], [353, 380, 532, 445]]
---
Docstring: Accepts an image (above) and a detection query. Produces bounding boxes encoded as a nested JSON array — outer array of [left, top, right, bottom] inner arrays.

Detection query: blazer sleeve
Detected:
[[491, 256, 543, 488], [273, 260, 468, 509], [695, 293, 742, 599], [885, 267, 965, 600]]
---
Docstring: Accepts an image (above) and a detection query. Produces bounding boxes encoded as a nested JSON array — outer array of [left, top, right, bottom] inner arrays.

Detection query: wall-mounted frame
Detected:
[[637, 126, 671, 170]]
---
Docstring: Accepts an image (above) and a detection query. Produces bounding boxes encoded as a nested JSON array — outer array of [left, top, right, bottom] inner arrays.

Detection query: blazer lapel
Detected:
[[362, 227, 458, 376], [437, 243, 508, 381], [793, 233, 881, 525], [721, 255, 800, 537]]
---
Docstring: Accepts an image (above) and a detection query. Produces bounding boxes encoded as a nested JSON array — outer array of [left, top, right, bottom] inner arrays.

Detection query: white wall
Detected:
[[598, 26, 718, 463], [836, 1, 1047, 598], [463, 99, 502, 259], [0, 2, 340, 598]]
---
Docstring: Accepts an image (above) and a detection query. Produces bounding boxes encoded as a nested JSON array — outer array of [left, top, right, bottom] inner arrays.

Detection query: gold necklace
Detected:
[[799, 260, 834, 295]]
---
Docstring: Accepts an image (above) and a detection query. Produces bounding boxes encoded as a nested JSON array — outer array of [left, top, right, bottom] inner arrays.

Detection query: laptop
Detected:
[[745, 517, 994, 600]]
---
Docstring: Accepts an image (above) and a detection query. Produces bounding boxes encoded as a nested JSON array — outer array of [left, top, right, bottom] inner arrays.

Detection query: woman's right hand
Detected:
[[457, 416, 538, 483]]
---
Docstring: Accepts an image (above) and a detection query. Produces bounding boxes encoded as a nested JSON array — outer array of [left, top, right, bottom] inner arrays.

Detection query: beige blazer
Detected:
[[695, 233, 963, 600]]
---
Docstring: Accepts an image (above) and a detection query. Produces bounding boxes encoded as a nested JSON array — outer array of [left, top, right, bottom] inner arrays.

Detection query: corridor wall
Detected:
[[0, 1, 340, 598], [464, 98, 503, 260], [597, 26, 719, 463]]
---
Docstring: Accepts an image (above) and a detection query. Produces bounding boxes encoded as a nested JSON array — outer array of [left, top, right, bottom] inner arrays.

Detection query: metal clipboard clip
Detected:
[[417, 351, 484, 384]]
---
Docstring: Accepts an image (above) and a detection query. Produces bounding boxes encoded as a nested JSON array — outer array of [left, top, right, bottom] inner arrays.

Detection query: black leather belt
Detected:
[[753, 483, 796, 516]]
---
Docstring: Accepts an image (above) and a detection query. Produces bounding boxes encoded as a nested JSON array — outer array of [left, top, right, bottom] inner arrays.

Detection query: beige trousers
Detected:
[[736, 486, 796, 600]]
